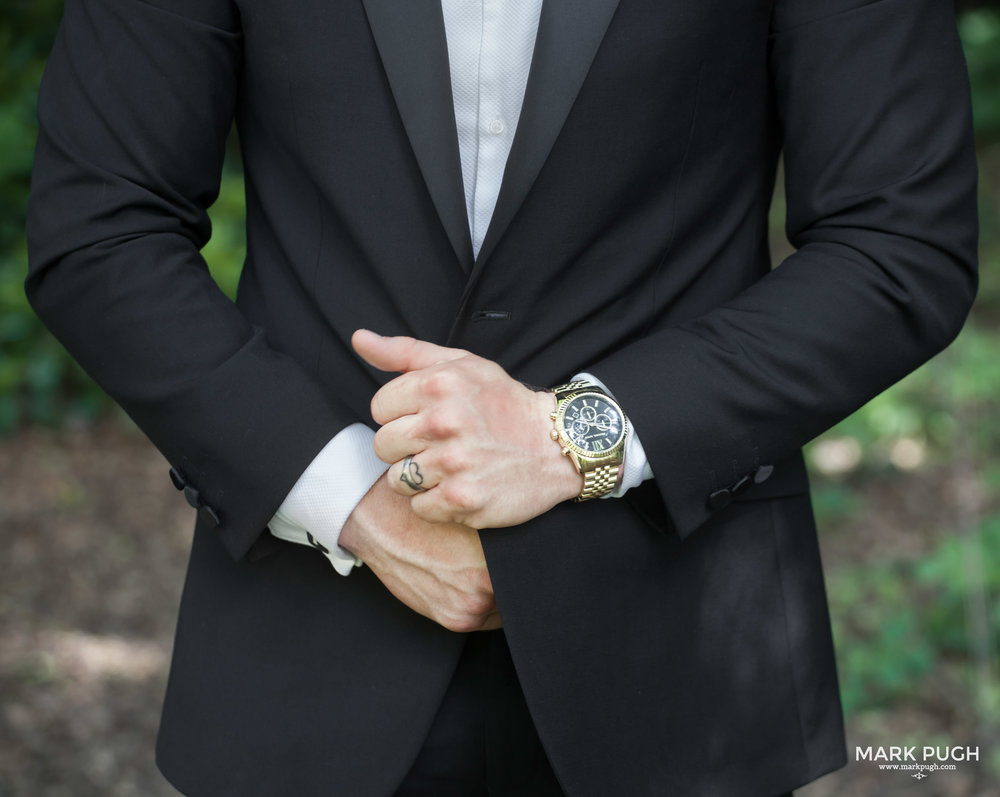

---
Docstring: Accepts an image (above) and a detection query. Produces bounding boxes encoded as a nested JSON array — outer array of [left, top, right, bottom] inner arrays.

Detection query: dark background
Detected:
[[1, 1, 999, 794]]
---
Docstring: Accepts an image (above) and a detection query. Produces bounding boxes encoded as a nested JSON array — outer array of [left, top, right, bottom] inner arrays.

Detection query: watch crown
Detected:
[[550, 429, 560, 441], [561, 446, 571, 456], [549, 412, 557, 421]]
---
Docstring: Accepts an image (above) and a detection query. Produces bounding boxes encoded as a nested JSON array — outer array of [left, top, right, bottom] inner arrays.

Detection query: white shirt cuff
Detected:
[[573, 372, 654, 497], [268, 424, 389, 576]]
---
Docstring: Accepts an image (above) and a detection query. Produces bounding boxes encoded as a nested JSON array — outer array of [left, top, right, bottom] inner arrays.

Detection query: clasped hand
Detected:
[[352, 329, 582, 529], [340, 330, 580, 632]]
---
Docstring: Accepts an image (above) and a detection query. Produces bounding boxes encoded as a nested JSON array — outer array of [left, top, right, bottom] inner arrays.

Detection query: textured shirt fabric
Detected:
[[269, 427, 386, 575], [269, 1, 652, 574], [441, 0, 542, 258]]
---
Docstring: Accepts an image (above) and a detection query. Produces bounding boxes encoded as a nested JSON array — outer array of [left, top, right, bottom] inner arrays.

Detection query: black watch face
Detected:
[[562, 393, 624, 455]]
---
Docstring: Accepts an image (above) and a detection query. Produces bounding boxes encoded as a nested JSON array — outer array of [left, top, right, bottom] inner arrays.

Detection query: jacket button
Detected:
[[168, 467, 186, 491], [471, 309, 512, 321], [707, 488, 732, 511], [753, 464, 774, 484], [183, 485, 202, 509], [198, 505, 221, 528], [731, 474, 753, 496]]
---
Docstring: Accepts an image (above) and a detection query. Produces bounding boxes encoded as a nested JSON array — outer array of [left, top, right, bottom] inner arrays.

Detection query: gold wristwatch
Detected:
[[549, 381, 628, 501]]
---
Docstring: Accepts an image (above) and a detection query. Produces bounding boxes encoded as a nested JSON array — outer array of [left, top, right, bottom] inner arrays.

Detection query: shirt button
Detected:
[[488, 118, 505, 135]]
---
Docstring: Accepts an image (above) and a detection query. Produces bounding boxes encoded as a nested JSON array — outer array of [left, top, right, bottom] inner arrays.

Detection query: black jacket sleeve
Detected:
[[25, 0, 357, 560], [594, 0, 978, 539]]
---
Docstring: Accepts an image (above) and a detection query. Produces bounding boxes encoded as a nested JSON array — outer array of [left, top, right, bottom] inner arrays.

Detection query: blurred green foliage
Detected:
[[808, 322, 1000, 475], [0, 0, 244, 430], [1, 0, 999, 756], [962, 9, 1000, 144], [0, 0, 105, 430], [829, 519, 1000, 782], [830, 513, 1000, 714], [201, 166, 249, 301]]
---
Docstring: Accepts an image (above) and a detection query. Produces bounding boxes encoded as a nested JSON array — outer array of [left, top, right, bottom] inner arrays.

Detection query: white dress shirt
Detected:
[[268, 0, 652, 574]]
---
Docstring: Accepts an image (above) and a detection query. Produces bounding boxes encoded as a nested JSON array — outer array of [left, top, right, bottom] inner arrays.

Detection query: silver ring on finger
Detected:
[[400, 454, 429, 493]]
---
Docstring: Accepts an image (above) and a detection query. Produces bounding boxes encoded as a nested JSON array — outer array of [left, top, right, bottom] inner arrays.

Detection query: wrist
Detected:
[[339, 475, 398, 560], [268, 426, 385, 575]]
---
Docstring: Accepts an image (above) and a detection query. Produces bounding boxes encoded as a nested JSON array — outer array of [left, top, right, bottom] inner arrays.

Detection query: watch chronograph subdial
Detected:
[[562, 394, 625, 454], [594, 413, 614, 431]]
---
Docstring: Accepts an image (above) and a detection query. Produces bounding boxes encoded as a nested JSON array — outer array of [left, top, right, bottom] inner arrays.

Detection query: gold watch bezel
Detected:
[[550, 388, 628, 466]]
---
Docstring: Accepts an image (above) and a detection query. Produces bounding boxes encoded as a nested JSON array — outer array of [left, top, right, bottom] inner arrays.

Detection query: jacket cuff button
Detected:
[[168, 467, 186, 491], [707, 488, 732, 511], [198, 505, 221, 528], [731, 475, 753, 497], [183, 485, 202, 510]]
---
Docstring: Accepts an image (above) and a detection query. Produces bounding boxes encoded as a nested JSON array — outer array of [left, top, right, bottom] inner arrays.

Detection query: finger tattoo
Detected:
[[400, 454, 428, 492]]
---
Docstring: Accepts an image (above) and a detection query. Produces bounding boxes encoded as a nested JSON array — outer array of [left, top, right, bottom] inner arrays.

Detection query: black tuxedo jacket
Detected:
[[27, 0, 977, 794]]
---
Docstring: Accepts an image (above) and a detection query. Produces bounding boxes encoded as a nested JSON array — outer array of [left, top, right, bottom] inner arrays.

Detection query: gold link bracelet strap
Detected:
[[550, 380, 593, 400], [578, 463, 621, 502]]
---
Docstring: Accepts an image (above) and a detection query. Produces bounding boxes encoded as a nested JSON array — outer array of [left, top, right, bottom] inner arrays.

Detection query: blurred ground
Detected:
[[0, 423, 187, 797], [0, 422, 996, 796]]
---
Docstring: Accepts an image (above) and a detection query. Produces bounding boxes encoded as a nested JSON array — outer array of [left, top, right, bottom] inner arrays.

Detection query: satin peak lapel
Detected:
[[362, 0, 475, 269], [474, 0, 621, 266]]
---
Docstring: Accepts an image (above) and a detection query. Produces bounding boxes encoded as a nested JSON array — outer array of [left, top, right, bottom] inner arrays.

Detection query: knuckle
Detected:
[[464, 592, 492, 618], [420, 367, 460, 399], [437, 444, 469, 475], [424, 408, 459, 439], [412, 494, 456, 524], [442, 482, 478, 513], [411, 501, 444, 524], [442, 596, 491, 633], [442, 615, 479, 634], [462, 509, 485, 530]]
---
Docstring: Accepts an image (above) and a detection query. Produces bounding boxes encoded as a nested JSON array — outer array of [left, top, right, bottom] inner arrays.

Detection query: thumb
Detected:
[[352, 329, 466, 373]]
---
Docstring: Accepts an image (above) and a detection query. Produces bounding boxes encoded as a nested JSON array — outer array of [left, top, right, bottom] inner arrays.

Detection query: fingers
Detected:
[[357, 335, 564, 529], [342, 475, 499, 632], [373, 413, 428, 463], [385, 447, 483, 524], [396, 454, 432, 495], [352, 329, 467, 374], [385, 451, 457, 515], [409, 489, 466, 525], [370, 371, 422, 425], [366, 342, 497, 427], [368, 358, 476, 425]]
